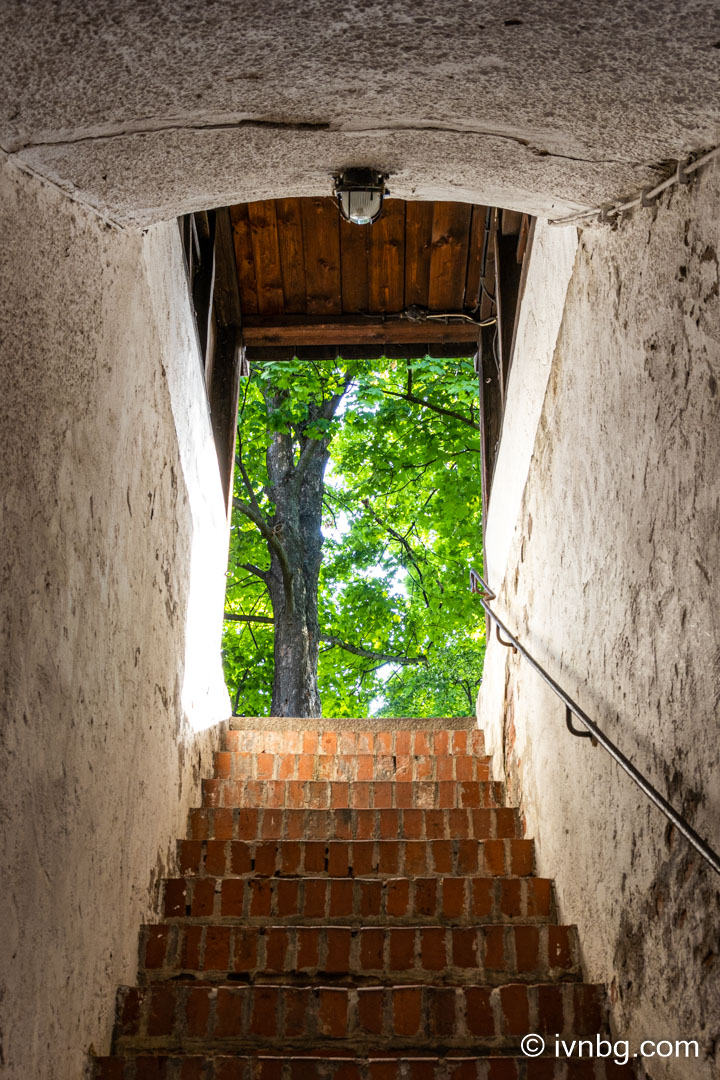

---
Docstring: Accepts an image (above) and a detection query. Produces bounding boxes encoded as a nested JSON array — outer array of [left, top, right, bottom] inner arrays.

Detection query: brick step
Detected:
[[202, 781, 506, 811], [226, 730, 485, 756], [229, 716, 476, 734], [178, 839, 535, 880], [214, 752, 492, 784], [93, 1054, 641, 1080], [140, 923, 581, 985], [188, 808, 522, 843], [162, 877, 555, 925], [113, 981, 606, 1052]]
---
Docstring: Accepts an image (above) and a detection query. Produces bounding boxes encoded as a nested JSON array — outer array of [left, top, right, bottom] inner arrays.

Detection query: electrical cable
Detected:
[[549, 145, 720, 228]]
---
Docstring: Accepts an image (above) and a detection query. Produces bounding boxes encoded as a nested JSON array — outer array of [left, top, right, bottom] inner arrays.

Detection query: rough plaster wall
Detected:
[[478, 161, 720, 1077], [2, 1, 720, 226], [0, 160, 230, 1078]]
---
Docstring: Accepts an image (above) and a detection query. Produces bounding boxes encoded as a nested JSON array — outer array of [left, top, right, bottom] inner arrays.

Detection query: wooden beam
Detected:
[[241, 314, 478, 346], [428, 202, 473, 311]]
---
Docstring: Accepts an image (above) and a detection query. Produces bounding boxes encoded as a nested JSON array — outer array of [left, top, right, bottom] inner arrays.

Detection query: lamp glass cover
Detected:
[[340, 188, 383, 225]]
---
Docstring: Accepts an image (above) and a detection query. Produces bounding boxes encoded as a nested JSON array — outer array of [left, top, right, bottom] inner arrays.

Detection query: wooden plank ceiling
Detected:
[[229, 197, 495, 361]]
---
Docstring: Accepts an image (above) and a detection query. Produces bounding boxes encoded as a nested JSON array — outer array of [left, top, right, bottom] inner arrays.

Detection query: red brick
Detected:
[[434, 731, 449, 754], [185, 986, 211, 1037], [437, 756, 455, 781], [456, 756, 474, 781], [572, 984, 603, 1031], [488, 1061, 520, 1080], [374, 782, 393, 809], [402, 809, 423, 838], [414, 731, 431, 755], [179, 1061, 205, 1080], [304, 879, 327, 917], [453, 731, 468, 753], [262, 809, 285, 838], [202, 926, 230, 971], [296, 928, 320, 969], [357, 988, 384, 1034], [358, 880, 382, 916], [281, 841, 301, 875], [216, 987, 247, 1037], [389, 928, 415, 969], [134, 1059, 168, 1080], [189, 809, 209, 840], [378, 841, 400, 874], [276, 879, 300, 916], [179, 840, 202, 875], [302, 732, 318, 753], [235, 809, 256, 840], [413, 878, 437, 916], [537, 984, 564, 1034], [470, 878, 493, 918], [205, 840, 227, 876], [457, 839, 479, 873], [500, 984, 530, 1036], [256, 753, 274, 779], [430, 987, 456, 1036], [329, 879, 354, 916], [500, 879, 523, 919], [354, 810, 373, 839], [395, 783, 413, 808], [386, 879, 409, 917], [277, 753, 294, 780], [510, 839, 534, 876], [446, 1062, 479, 1080], [298, 755, 315, 781], [466, 987, 495, 1036], [403, 841, 426, 876], [484, 926, 505, 970], [254, 841, 278, 876], [249, 879, 272, 917], [431, 840, 453, 874], [215, 751, 232, 778], [360, 928, 384, 969], [328, 842, 350, 876], [249, 986, 279, 1036], [285, 810, 305, 840], [191, 878, 216, 917], [325, 928, 352, 973], [265, 927, 289, 971], [284, 987, 310, 1037], [221, 879, 246, 917], [381, 809, 401, 838], [395, 731, 411, 754], [442, 877, 466, 917], [393, 987, 422, 1036], [471, 809, 492, 838], [514, 926, 539, 973], [143, 925, 169, 969], [147, 985, 176, 1037], [452, 927, 478, 968], [331, 782, 350, 808], [496, 808, 517, 838], [234, 927, 258, 971], [320, 732, 337, 754], [230, 842, 253, 875], [528, 878, 552, 917], [483, 839, 506, 876], [369, 1064, 399, 1080], [420, 927, 446, 970], [317, 988, 347, 1037]]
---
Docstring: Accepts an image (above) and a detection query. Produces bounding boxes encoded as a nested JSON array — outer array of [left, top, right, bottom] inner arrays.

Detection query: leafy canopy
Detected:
[[223, 355, 485, 717]]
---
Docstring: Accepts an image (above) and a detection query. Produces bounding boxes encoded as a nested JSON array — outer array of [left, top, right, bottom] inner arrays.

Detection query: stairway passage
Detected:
[[93, 719, 639, 1078]]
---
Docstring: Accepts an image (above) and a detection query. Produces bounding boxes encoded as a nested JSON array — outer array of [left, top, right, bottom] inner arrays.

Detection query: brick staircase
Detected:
[[92, 719, 638, 1079]]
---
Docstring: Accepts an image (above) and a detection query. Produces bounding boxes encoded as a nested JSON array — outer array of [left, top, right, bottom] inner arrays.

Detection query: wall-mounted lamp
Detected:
[[333, 168, 388, 226]]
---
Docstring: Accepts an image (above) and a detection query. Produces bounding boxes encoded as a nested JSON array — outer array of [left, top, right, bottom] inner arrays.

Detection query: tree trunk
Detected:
[[263, 393, 331, 716]]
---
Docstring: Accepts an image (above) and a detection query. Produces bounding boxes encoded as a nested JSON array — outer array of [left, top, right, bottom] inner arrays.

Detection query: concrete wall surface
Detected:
[[478, 160, 720, 1078], [0, 159, 230, 1078], [2, 1, 720, 226]]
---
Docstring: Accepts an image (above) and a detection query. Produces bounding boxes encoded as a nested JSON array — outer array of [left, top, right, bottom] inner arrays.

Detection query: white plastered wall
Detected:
[[478, 162, 720, 1079], [0, 158, 230, 1079]]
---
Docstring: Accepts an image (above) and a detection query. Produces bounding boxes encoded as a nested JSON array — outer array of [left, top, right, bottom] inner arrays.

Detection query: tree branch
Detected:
[[293, 374, 352, 489], [320, 634, 426, 666], [381, 388, 478, 429], [361, 499, 431, 609], [240, 562, 269, 582], [224, 612, 275, 624], [233, 497, 295, 613]]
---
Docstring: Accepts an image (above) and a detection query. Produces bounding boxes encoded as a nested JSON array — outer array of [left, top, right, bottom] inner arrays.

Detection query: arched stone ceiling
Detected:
[[2, 0, 720, 227]]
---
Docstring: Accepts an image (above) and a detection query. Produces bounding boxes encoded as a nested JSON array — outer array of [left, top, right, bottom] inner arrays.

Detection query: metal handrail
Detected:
[[470, 567, 720, 877]]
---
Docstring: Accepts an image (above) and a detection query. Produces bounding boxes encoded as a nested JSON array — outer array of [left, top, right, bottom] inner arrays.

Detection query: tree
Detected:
[[223, 356, 484, 717]]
